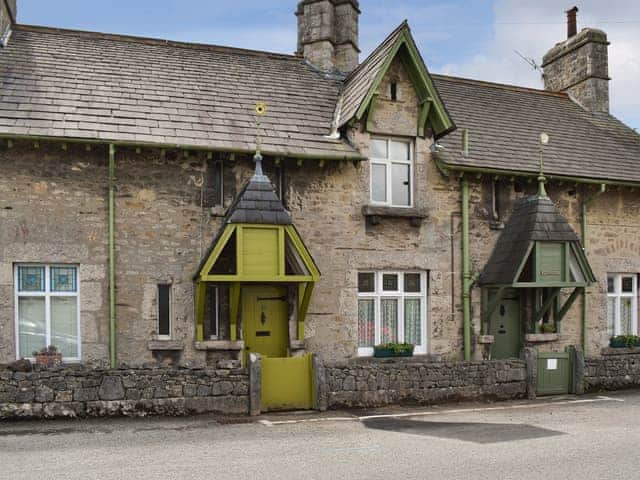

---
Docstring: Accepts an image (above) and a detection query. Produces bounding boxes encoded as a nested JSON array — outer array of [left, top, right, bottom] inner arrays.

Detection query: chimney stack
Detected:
[[1, 0, 16, 46], [566, 6, 578, 38], [542, 7, 611, 114], [296, 0, 360, 73]]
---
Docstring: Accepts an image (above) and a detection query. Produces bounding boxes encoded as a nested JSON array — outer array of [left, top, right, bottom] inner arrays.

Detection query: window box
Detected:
[[361, 205, 428, 227], [373, 343, 414, 358], [609, 335, 640, 348]]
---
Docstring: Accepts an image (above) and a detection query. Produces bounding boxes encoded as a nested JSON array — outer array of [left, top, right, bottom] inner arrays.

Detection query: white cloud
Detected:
[[435, 0, 640, 129]]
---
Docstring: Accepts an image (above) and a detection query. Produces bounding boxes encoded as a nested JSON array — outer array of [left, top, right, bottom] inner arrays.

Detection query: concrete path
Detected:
[[1, 391, 639, 480]]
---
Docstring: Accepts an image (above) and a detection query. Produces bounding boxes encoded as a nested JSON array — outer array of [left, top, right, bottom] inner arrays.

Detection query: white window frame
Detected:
[[14, 264, 81, 361], [369, 137, 414, 208], [157, 283, 173, 340], [357, 271, 428, 356], [607, 273, 638, 336]]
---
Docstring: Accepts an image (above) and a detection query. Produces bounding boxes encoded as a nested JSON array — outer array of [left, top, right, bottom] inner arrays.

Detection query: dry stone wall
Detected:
[[323, 358, 527, 408], [0, 362, 249, 419], [584, 352, 640, 392]]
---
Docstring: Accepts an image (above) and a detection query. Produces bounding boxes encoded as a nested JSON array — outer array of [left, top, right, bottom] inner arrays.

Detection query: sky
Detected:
[[18, 0, 640, 130]]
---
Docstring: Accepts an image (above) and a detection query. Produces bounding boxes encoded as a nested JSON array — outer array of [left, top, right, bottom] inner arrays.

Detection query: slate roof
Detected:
[[433, 75, 640, 184], [0, 25, 362, 159], [479, 193, 581, 285]]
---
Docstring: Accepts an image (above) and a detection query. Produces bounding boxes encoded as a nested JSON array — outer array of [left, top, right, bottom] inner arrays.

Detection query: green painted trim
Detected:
[[229, 282, 240, 342], [438, 161, 640, 188], [512, 281, 589, 288], [236, 225, 244, 277], [195, 282, 206, 342], [278, 226, 286, 276], [201, 274, 315, 283], [461, 178, 471, 361], [198, 224, 236, 278], [0, 133, 366, 162], [108, 144, 117, 369], [417, 100, 432, 137], [482, 286, 506, 328], [284, 226, 321, 281], [298, 282, 315, 341], [531, 288, 561, 324], [512, 241, 534, 283], [353, 29, 454, 138], [557, 287, 583, 322]]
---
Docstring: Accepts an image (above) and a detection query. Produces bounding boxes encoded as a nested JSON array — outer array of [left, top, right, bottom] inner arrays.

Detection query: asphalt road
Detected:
[[1, 391, 639, 480]]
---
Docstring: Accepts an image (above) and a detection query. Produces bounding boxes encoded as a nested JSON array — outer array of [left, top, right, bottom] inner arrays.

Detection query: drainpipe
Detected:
[[108, 144, 117, 368], [581, 183, 606, 356], [461, 177, 472, 361]]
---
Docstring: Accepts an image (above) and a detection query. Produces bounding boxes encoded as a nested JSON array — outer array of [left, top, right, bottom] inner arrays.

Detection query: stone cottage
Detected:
[[1, 0, 639, 405]]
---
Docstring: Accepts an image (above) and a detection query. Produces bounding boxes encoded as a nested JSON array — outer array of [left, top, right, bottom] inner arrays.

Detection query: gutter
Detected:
[[108, 144, 117, 368], [581, 183, 606, 356]]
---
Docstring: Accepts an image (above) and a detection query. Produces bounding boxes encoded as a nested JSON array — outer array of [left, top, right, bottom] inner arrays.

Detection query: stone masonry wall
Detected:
[[0, 362, 249, 419], [324, 358, 527, 408], [584, 352, 640, 392]]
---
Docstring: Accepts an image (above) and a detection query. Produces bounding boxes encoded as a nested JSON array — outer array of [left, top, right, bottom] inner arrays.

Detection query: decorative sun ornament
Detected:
[[255, 102, 267, 116]]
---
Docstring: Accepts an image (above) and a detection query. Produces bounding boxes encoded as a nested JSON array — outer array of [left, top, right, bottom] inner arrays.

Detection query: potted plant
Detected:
[[373, 342, 415, 358], [609, 335, 640, 348], [541, 323, 556, 334], [33, 345, 62, 368]]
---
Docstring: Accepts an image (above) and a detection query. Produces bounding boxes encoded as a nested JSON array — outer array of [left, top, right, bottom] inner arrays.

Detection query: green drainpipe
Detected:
[[461, 178, 472, 361], [109, 144, 117, 368], [581, 183, 606, 356]]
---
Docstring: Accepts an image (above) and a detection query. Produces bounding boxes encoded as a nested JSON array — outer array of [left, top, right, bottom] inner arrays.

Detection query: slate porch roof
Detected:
[[0, 25, 362, 159], [479, 194, 582, 286], [433, 75, 640, 184]]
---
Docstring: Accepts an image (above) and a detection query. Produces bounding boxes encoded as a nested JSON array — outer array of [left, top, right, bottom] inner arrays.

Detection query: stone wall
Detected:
[[322, 358, 527, 408], [584, 351, 640, 392], [0, 362, 249, 419]]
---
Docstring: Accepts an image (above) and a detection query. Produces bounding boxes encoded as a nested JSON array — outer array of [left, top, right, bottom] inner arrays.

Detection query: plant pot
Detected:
[[35, 353, 62, 368], [373, 348, 414, 358]]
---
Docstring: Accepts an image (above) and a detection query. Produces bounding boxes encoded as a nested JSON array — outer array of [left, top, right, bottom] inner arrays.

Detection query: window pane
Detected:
[[404, 299, 422, 345], [371, 139, 388, 158], [205, 285, 218, 338], [607, 297, 616, 337], [391, 163, 410, 206], [390, 141, 410, 161], [607, 276, 615, 293], [621, 297, 633, 335], [405, 273, 421, 293], [158, 284, 171, 337], [371, 164, 387, 202], [358, 273, 375, 293], [622, 277, 634, 293], [19, 266, 45, 292], [382, 274, 398, 291], [381, 299, 398, 343], [51, 267, 77, 292], [51, 297, 79, 358], [358, 299, 375, 348], [18, 297, 46, 357]]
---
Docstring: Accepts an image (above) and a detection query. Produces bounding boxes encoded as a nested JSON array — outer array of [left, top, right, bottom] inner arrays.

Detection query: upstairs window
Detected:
[[370, 138, 413, 207], [15, 265, 80, 361], [607, 274, 637, 337]]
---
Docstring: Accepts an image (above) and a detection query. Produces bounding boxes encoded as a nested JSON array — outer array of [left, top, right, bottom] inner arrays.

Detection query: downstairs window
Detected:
[[607, 274, 638, 336]]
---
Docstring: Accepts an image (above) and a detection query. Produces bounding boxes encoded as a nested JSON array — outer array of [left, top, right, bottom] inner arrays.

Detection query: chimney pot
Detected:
[[566, 6, 579, 39]]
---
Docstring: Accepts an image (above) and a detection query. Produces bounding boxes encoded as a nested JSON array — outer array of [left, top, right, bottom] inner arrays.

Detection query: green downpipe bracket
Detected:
[[109, 144, 117, 368], [461, 178, 472, 361], [581, 183, 606, 356]]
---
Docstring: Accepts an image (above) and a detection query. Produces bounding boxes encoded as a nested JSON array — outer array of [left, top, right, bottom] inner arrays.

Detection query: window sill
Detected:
[[477, 335, 495, 344], [147, 340, 184, 352], [524, 333, 559, 343], [210, 206, 226, 218], [194, 340, 244, 351], [362, 205, 428, 226]]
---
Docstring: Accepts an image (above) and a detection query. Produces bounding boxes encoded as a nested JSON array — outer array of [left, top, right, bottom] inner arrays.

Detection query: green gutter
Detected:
[[581, 183, 606, 356], [0, 133, 366, 162], [436, 157, 640, 188], [108, 144, 117, 368], [461, 178, 472, 361]]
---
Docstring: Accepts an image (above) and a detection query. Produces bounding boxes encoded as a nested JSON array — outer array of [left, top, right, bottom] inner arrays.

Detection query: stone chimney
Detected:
[[1, 0, 16, 46], [296, 0, 360, 73], [542, 6, 610, 113]]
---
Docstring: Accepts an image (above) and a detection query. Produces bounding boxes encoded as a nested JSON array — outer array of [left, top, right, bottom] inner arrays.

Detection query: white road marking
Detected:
[[261, 395, 623, 426]]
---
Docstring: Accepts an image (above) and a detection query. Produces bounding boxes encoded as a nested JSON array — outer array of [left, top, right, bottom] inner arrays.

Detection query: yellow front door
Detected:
[[243, 285, 288, 361]]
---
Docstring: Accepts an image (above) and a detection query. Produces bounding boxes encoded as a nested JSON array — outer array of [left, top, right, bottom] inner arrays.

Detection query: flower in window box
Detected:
[[373, 343, 414, 358], [33, 345, 63, 369]]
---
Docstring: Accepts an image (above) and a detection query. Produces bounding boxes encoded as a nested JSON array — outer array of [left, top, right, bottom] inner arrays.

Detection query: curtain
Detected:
[[621, 297, 633, 335], [51, 297, 79, 358], [18, 297, 46, 357], [404, 299, 421, 346], [358, 299, 375, 347], [381, 299, 398, 343], [607, 297, 616, 337]]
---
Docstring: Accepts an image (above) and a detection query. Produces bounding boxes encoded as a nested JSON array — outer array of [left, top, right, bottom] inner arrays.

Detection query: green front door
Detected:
[[243, 285, 288, 362], [490, 297, 520, 359]]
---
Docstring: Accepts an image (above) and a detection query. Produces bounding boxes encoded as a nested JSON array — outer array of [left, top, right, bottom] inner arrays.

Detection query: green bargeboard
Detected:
[[490, 298, 521, 359], [537, 352, 571, 396]]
